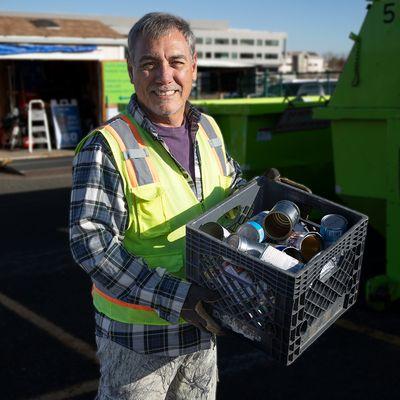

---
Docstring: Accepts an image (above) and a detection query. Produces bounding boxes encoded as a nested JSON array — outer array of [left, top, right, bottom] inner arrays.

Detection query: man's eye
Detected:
[[142, 63, 154, 70], [171, 60, 185, 67]]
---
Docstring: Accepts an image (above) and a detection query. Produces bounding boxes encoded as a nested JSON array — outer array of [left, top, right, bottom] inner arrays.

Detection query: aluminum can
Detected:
[[320, 214, 348, 248], [236, 211, 269, 243], [200, 221, 230, 240], [218, 262, 260, 320], [226, 235, 300, 271], [264, 200, 300, 241], [222, 262, 253, 286], [286, 231, 323, 262], [250, 210, 270, 226], [221, 262, 271, 323], [226, 234, 264, 253], [282, 246, 305, 262]]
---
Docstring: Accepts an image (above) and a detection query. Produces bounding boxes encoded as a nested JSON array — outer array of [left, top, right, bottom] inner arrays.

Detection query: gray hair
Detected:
[[127, 12, 196, 65]]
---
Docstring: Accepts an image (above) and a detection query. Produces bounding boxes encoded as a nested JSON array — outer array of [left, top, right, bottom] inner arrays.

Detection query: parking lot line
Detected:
[[25, 379, 98, 400], [336, 318, 400, 348], [0, 291, 98, 364], [2, 288, 400, 400]]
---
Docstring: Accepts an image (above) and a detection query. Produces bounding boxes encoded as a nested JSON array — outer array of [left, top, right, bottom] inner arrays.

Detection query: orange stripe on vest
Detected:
[[92, 284, 154, 312], [104, 124, 139, 188]]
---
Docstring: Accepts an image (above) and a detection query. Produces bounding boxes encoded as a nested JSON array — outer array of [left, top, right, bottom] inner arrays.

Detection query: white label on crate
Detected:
[[319, 258, 337, 282], [261, 246, 299, 270]]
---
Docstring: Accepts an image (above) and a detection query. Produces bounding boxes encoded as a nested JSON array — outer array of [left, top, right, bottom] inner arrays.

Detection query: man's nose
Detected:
[[156, 62, 174, 84]]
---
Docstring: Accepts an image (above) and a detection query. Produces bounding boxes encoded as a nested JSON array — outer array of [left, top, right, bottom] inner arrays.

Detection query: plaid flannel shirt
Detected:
[[69, 94, 245, 356]]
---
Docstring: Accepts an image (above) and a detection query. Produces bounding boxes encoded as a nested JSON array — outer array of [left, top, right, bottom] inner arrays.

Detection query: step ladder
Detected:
[[28, 99, 52, 153]]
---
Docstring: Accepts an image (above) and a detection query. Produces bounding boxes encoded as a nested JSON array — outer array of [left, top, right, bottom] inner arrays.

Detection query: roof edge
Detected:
[[0, 35, 127, 45]]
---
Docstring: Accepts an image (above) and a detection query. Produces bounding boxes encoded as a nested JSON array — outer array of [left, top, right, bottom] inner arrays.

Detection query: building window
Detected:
[[196, 37, 203, 44], [215, 52, 229, 59], [240, 39, 254, 46], [240, 53, 254, 59], [256, 53, 262, 58], [205, 37, 212, 44], [232, 39, 238, 45], [197, 52, 203, 59], [257, 39, 263, 46], [215, 38, 229, 45], [231, 52, 238, 59], [264, 53, 279, 59], [265, 40, 279, 46], [206, 52, 212, 58]]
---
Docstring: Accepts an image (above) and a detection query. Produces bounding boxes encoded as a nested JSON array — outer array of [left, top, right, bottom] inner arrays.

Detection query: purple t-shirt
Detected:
[[154, 119, 195, 180]]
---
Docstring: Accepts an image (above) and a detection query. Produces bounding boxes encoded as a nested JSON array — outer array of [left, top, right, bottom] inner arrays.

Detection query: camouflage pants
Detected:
[[95, 336, 218, 400]]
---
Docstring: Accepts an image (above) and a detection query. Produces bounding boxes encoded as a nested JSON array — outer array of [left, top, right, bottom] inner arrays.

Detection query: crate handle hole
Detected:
[[299, 320, 308, 336], [345, 277, 353, 292]]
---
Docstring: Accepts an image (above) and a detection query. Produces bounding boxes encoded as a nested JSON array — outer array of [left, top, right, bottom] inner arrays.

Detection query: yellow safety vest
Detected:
[[75, 111, 232, 325]]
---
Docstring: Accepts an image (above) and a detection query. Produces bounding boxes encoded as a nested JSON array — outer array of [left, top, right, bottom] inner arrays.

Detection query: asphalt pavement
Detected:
[[0, 169, 399, 400]]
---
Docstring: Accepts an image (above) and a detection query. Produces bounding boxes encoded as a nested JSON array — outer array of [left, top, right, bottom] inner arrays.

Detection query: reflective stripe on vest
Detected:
[[104, 115, 159, 187], [199, 114, 227, 176]]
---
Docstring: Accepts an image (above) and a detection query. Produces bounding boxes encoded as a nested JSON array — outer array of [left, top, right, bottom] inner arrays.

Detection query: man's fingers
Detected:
[[201, 287, 220, 303], [195, 302, 223, 335], [181, 309, 210, 334]]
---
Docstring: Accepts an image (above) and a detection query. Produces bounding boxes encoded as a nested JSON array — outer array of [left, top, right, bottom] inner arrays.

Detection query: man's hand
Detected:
[[181, 284, 223, 335]]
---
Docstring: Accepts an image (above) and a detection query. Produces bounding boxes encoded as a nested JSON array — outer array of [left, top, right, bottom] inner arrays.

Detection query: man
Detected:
[[70, 12, 243, 400]]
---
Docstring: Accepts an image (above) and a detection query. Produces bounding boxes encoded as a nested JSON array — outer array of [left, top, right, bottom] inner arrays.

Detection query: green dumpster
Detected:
[[192, 97, 335, 197], [314, 0, 400, 308]]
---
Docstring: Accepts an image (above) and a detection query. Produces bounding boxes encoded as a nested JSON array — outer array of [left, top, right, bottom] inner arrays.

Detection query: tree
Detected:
[[323, 52, 347, 72]]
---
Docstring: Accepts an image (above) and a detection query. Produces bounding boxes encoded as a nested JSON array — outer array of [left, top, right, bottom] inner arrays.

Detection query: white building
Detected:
[[304, 52, 325, 73], [278, 54, 293, 74], [280, 51, 325, 74], [95, 16, 287, 70], [190, 21, 286, 69]]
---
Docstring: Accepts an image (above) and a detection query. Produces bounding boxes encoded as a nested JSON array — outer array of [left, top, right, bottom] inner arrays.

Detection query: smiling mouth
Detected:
[[152, 89, 180, 97]]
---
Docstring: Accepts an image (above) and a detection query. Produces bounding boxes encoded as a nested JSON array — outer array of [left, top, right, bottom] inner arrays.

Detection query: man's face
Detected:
[[129, 28, 197, 127]]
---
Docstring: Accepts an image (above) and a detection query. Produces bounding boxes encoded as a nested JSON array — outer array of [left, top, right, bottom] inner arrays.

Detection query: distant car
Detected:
[[296, 80, 337, 97], [267, 79, 337, 98]]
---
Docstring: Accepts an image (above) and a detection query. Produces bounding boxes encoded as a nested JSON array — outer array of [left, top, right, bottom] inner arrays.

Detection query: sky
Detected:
[[0, 0, 368, 55]]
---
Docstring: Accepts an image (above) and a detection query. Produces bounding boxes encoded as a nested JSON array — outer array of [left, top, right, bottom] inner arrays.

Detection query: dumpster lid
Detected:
[[192, 96, 327, 115], [323, 1, 400, 115]]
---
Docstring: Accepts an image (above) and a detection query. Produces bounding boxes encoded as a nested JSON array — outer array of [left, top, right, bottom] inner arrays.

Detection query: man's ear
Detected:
[[192, 52, 198, 82], [127, 60, 134, 85]]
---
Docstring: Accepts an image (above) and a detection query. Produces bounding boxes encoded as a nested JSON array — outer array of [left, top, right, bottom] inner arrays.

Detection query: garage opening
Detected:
[[0, 59, 101, 151]]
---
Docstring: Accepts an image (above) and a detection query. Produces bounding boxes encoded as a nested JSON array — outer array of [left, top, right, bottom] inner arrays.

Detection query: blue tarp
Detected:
[[0, 44, 97, 55]]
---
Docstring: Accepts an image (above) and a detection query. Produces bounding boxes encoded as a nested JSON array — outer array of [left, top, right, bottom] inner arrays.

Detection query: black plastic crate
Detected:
[[186, 176, 368, 365]]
